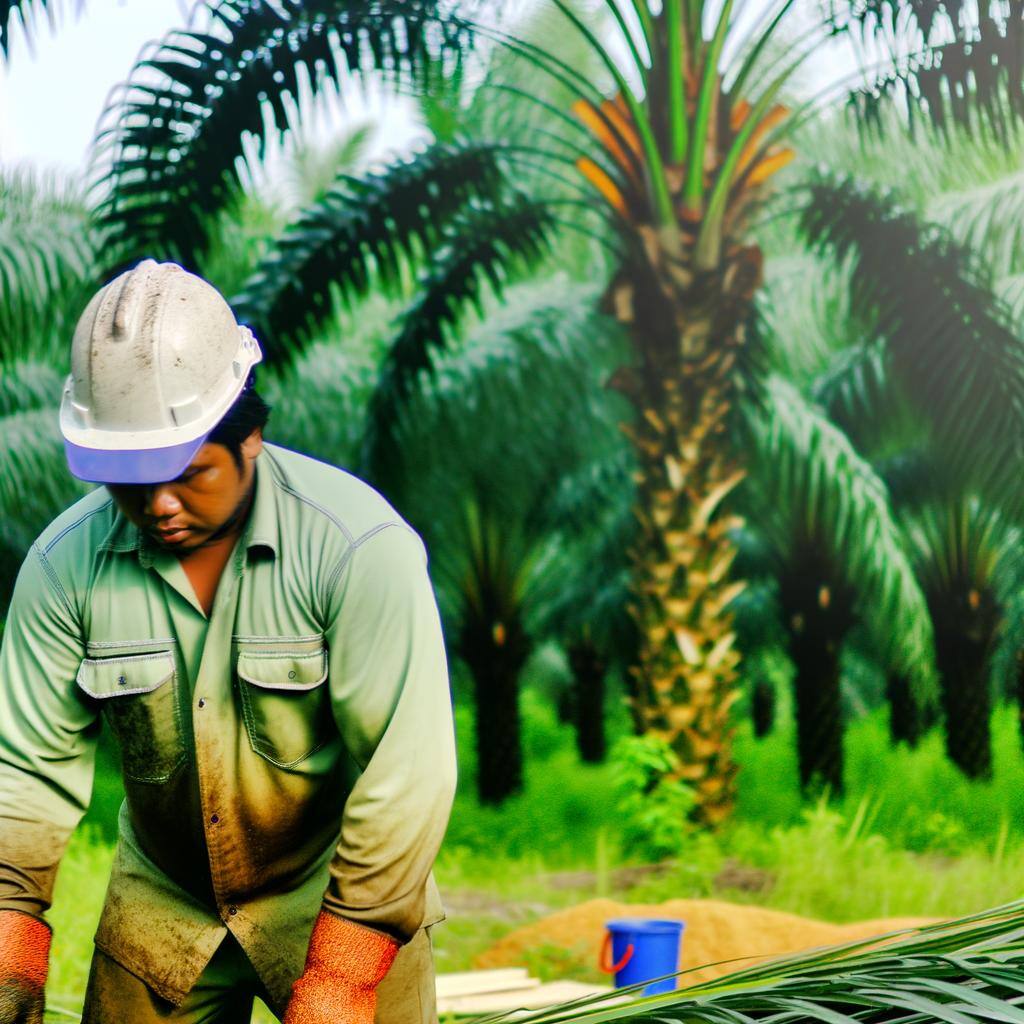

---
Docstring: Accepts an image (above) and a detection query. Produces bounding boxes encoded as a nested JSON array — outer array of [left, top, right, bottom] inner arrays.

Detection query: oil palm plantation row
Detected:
[[736, 70, 1024, 784], [8, 0, 1024, 812]]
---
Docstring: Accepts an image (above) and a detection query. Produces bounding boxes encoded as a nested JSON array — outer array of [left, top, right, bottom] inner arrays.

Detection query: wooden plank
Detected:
[[437, 980, 622, 1016], [435, 968, 538, 998]]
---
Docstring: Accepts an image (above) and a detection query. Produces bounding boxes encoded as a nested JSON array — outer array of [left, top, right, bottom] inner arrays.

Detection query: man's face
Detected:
[[107, 431, 263, 553]]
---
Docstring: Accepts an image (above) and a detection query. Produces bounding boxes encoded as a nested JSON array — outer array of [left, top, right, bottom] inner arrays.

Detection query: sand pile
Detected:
[[474, 899, 941, 986]]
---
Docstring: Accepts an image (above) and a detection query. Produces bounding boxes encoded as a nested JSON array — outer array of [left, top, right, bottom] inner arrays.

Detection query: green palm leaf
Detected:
[[260, 341, 373, 470], [828, 1, 1024, 142], [91, 0, 475, 269], [0, 407, 88, 556], [798, 172, 1024, 516], [747, 376, 936, 696], [0, 167, 95, 363], [232, 141, 509, 361], [508, 897, 1024, 1024], [811, 341, 922, 458], [381, 280, 620, 626], [0, 360, 64, 418], [361, 193, 558, 487]]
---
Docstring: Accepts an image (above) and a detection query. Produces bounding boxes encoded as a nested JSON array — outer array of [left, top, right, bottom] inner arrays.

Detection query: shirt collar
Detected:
[[98, 447, 280, 561], [242, 448, 279, 558]]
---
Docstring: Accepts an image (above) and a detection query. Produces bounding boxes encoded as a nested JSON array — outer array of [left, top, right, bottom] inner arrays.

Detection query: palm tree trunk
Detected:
[[608, 247, 764, 827], [929, 588, 998, 780], [779, 554, 855, 795], [460, 614, 530, 804], [568, 636, 607, 763], [885, 673, 922, 747], [789, 627, 844, 794], [751, 678, 775, 739], [935, 634, 993, 779]]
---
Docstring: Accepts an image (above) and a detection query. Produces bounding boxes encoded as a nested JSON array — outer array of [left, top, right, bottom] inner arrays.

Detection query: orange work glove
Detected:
[[283, 912, 399, 1024], [0, 910, 51, 1024]]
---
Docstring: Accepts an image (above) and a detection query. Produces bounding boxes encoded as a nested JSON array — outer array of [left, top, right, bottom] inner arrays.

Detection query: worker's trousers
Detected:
[[80, 926, 438, 1024]]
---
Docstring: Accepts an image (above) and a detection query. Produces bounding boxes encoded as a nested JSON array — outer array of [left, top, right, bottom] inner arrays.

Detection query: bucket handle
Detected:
[[599, 932, 634, 974]]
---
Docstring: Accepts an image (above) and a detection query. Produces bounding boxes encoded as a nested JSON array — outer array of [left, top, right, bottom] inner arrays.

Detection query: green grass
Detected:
[[40, 694, 1024, 1020]]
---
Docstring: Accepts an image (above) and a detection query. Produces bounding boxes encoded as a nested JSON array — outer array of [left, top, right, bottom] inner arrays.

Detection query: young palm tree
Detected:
[[736, 376, 935, 793], [383, 280, 629, 801]]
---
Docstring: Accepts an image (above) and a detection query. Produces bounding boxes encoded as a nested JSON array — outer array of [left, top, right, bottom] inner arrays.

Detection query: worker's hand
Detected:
[[0, 911, 50, 1024], [283, 912, 399, 1024]]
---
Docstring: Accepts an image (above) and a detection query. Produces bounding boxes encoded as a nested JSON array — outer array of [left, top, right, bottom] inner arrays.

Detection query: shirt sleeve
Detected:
[[0, 544, 97, 920], [320, 523, 457, 944]]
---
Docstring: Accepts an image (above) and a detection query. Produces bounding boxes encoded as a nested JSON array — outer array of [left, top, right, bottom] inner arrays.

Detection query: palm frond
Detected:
[[798, 171, 1024, 515], [361, 193, 558, 487], [510, 896, 1024, 1024], [811, 340, 922, 457], [747, 376, 936, 694], [828, 1, 1024, 143], [232, 141, 509, 361], [259, 341, 373, 470], [0, 166, 96, 363], [0, 0, 81, 57], [386, 278, 625, 623], [0, 407, 88, 556], [927, 166, 1024, 280], [0, 360, 64, 418], [90, 0, 476, 269], [284, 121, 376, 209]]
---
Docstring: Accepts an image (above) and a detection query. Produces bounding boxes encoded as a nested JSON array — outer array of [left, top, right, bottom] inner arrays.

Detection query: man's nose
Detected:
[[145, 484, 183, 519]]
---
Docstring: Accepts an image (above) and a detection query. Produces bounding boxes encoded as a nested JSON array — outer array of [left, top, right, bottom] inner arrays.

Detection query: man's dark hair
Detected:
[[207, 372, 271, 470]]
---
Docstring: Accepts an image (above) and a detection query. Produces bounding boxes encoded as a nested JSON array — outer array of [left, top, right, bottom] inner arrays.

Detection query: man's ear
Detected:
[[241, 428, 263, 462]]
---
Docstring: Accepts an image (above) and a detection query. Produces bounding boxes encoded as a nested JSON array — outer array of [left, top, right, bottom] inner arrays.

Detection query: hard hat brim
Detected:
[[64, 433, 211, 485]]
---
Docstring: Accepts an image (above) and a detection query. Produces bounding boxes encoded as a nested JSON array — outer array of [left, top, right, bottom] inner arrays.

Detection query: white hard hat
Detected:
[[60, 260, 262, 484]]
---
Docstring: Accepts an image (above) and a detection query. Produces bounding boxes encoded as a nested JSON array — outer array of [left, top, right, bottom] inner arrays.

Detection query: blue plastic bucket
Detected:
[[600, 918, 685, 995]]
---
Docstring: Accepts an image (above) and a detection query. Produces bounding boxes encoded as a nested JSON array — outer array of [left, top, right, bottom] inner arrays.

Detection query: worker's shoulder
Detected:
[[262, 443, 420, 550], [33, 486, 117, 564]]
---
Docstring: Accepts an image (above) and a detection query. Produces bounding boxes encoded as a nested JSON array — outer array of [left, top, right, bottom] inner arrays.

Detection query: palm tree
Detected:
[[796, 171, 1024, 777], [535, 452, 638, 762], [735, 376, 935, 793], [465, 0, 823, 826], [382, 280, 629, 802]]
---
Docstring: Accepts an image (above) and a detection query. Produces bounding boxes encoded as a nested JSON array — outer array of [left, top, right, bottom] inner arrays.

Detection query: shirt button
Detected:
[[197, 698, 206, 708], [210, 814, 220, 824]]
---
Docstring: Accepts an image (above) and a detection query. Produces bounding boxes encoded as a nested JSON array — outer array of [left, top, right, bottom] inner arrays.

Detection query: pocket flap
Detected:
[[237, 648, 327, 692], [77, 651, 176, 699]]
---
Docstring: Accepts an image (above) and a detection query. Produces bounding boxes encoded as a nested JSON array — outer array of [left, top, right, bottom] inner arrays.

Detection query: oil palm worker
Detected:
[[0, 260, 456, 1024]]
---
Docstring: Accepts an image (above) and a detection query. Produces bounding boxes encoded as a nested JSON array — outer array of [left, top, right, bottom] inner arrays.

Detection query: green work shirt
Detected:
[[0, 443, 456, 1011]]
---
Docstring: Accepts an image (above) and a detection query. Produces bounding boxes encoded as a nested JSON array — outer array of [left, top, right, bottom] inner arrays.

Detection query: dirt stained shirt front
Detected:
[[0, 443, 456, 1011]]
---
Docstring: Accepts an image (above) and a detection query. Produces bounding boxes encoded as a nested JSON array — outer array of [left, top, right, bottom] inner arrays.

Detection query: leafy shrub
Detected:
[[610, 735, 696, 860]]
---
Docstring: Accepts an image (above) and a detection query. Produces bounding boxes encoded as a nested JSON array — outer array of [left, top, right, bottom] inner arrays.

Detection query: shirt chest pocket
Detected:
[[235, 641, 333, 769], [76, 650, 185, 785]]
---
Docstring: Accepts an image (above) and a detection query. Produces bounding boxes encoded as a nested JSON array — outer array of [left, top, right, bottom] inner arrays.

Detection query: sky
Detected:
[[0, 0, 861, 176], [0, 0, 191, 171]]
